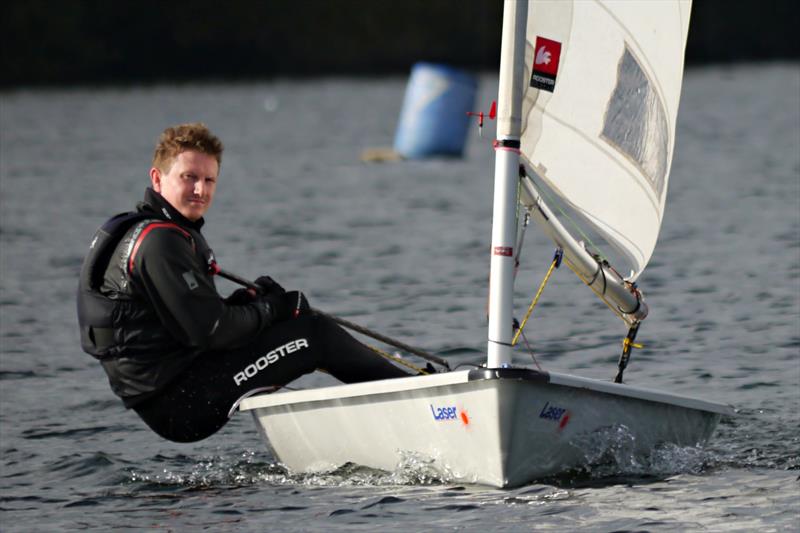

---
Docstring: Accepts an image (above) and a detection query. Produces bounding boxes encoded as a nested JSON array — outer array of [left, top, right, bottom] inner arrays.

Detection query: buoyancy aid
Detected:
[[77, 211, 156, 358]]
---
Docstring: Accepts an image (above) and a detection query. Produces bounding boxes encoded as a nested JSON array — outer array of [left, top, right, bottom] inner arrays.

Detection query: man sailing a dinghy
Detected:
[[77, 122, 411, 442]]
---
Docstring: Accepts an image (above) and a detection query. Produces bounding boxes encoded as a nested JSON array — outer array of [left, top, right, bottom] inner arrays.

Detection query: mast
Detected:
[[487, 0, 528, 368]]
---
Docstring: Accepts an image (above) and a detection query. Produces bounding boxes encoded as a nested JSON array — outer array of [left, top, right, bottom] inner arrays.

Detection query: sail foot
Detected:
[[519, 173, 648, 326]]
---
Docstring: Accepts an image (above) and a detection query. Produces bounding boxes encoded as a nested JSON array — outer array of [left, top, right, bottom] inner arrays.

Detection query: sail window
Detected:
[[601, 46, 669, 198]]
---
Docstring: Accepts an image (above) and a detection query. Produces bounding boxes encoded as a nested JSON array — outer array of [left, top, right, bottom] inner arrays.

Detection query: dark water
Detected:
[[1, 64, 798, 531]]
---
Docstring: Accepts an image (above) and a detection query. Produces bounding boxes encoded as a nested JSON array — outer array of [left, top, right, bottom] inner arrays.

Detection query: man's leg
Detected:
[[134, 314, 410, 442], [306, 314, 412, 382]]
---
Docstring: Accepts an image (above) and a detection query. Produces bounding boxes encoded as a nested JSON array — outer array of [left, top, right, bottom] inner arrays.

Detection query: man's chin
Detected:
[[180, 206, 206, 222]]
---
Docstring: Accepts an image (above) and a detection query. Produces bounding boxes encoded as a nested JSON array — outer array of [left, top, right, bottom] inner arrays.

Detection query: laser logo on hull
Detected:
[[429, 404, 470, 426], [539, 401, 571, 430]]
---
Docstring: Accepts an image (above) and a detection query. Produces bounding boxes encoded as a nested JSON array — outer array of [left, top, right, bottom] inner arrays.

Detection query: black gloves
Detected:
[[260, 290, 311, 323], [224, 275, 310, 324], [261, 292, 289, 322], [225, 287, 256, 305], [254, 275, 285, 297], [224, 275, 283, 306]]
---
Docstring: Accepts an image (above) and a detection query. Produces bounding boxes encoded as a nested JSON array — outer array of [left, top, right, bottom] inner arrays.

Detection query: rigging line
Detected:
[[587, 262, 601, 286], [515, 207, 531, 273], [600, 262, 608, 295], [511, 249, 562, 347], [614, 322, 643, 384], [519, 328, 543, 371], [622, 336, 644, 352], [365, 344, 429, 375], [312, 308, 450, 369]]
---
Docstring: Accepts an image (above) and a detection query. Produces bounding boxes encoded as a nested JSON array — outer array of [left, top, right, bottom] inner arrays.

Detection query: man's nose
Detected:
[[194, 179, 204, 195]]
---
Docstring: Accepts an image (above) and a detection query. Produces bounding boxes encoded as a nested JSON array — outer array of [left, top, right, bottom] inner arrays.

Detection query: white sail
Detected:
[[520, 0, 692, 279]]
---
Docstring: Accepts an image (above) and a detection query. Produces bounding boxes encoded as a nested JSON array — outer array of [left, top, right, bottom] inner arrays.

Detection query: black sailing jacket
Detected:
[[77, 188, 270, 407]]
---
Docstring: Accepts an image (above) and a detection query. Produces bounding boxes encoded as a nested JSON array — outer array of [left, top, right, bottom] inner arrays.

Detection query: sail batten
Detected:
[[521, 0, 692, 279]]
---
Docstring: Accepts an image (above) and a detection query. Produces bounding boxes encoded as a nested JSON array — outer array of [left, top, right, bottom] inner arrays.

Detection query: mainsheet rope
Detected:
[[365, 344, 430, 375]]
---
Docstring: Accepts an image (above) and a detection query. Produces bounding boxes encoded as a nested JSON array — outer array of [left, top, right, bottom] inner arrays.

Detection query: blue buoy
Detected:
[[393, 63, 477, 159]]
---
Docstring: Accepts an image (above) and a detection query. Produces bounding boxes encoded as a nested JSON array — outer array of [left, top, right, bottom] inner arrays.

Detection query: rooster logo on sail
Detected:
[[530, 36, 562, 92], [535, 46, 552, 66]]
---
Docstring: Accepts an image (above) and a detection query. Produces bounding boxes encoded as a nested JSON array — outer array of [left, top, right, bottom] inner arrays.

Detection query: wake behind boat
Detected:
[[239, 0, 734, 488]]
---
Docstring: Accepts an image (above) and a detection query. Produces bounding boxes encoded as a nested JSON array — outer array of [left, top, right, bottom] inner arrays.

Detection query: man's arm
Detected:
[[132, 227, 268, 351]]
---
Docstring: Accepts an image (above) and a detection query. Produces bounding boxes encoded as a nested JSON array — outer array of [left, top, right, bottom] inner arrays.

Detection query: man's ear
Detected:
[[149, 167, 162, 192]]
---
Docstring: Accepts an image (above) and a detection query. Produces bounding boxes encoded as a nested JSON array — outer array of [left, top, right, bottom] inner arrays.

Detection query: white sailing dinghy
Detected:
[[239, 0, 733, 488]]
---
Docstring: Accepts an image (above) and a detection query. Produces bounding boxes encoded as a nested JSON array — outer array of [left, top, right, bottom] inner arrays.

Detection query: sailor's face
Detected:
[[150, 150, 218, 221]]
